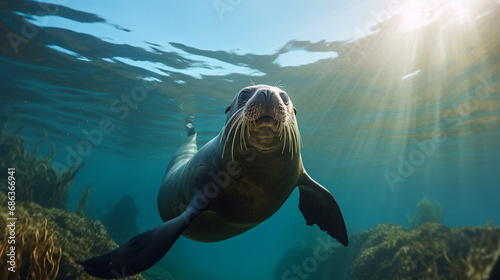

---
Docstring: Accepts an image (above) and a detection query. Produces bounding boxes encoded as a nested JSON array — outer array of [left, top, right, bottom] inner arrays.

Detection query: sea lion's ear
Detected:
[[225, 106, 231, 114], [293, 108, 297, 115]]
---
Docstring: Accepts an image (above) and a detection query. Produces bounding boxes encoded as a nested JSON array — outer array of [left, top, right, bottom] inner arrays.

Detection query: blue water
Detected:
[[1, 0, 500, 279]]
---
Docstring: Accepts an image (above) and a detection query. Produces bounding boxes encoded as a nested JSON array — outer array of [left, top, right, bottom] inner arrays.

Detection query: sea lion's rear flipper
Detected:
[[79, 205, 200, 278], [298, 172, 348, 247]]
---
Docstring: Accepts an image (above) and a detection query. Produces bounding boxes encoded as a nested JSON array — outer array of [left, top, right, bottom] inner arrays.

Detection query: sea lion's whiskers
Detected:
[[245, 120, 251, 144], [280, 117, 299, 158], [290, 122, 301, 150], [287, 119, 294, 153], [288, 119, 300, 154], [289, 127, 297, 160], [227, 113, 244, 143], [221, 107, 244, 143], [230, 116, 245, 160], [240, 119, 249, 151], [237, 117, 244, 151], [273, 119, 281, 133], [222, 116, 239, 157], [239, 120, 244, 150], [281, 123, 287, 154], [222, 108, 244, 158], [286, 124, 293, 155]]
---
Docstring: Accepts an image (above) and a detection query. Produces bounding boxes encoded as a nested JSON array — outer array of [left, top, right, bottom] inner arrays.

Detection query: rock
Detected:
[[0, 192, 145, 280], [351, 223, 500, 280], [275, 223, 500, 280], [101, 195, 140, 245]]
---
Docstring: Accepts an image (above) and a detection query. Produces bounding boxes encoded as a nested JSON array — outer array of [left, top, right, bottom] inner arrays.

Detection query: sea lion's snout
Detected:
[[246, 87, 288, 125]]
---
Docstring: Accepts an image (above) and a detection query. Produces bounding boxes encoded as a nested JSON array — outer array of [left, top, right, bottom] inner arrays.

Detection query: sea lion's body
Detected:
[[158, 129, 301, 242], [81, 85, 348, 279]]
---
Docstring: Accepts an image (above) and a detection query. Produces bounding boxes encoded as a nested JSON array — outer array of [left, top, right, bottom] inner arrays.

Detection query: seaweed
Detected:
[[333, 223, 500, 280], [411, 227, 448, 279], [0, 219, 61, 280], [0, 192, 145, 280], [407, 197, 443, 229], [0, 123, 147, 279], [30, 219, 62, 280], [76, 184, 91, 217], [0, 220, 28, 280], [0, 123, 86, 209], [458, 220, 500, 280]]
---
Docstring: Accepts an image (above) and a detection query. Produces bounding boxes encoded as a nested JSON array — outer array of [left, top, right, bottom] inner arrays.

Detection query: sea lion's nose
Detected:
[[258, 89, 278, 111], [259, 89, 278, 102], [259, 89, 271, 98]]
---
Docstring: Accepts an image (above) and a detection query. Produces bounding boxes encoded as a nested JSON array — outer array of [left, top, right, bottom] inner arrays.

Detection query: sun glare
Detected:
[[397, 0, 471, 32]]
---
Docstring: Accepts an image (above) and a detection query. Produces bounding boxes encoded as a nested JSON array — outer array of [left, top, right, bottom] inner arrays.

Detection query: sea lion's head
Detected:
[[222, 85, 299, 159]]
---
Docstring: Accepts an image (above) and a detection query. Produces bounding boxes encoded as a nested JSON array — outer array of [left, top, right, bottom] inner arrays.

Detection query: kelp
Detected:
[[30, 219, 62, 280], [0, 192, 145, 279], [76, 184, 91, 217], [0, 219, 61, 280], [0, 123, 86, 209]]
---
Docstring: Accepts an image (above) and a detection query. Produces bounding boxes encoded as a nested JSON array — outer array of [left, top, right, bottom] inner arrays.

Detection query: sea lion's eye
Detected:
[[238, 90, 251, 105], [279, 92, 289, 105]]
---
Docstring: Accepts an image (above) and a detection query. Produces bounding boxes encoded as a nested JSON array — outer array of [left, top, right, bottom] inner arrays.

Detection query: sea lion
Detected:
[[80, 85, 348, 278]]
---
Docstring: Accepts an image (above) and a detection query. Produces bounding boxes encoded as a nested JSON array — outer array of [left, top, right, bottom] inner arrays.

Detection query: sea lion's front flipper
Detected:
[[298, 172, 348, 247], [80, 205, 200, 278]]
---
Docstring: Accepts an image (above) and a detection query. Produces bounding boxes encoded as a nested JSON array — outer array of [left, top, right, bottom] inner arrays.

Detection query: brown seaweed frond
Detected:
[[76, 183, 92, 216], [444, 220, 500, 280], [0, 220, 29, 280], [28, 129, 48, 159], [30, 219, 62, 280], [463, 221, 500, 279], [0, 124, 88, 209], [46, 157, 87, 209], [412, 229, 443, 279], [443, 247, 468, 280]]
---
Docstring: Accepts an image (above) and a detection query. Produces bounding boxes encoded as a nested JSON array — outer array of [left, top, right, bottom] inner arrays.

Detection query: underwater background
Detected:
[[1, 0, 500, 279]]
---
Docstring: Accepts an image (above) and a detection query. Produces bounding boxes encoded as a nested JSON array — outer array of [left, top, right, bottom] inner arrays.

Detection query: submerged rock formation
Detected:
[[275, 223, 500, 280], [0, 126, 170, 279], [352, 223, 500, 280], [101, 195, 140, 245], [0, 192, 145, 280]]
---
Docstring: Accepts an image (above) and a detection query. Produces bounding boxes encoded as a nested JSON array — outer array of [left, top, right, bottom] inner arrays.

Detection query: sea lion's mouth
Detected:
[[251, 116, 281, 147], [254, 116, 279, 132], [256, 116, 275, 124]]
